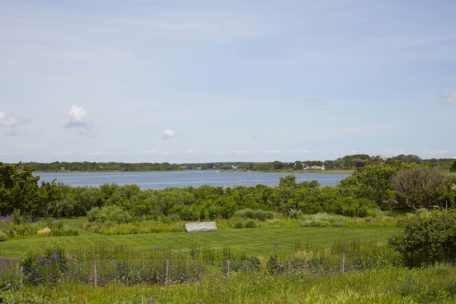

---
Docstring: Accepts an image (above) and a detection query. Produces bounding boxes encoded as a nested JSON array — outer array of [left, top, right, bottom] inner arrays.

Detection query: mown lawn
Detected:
[[0, 218, 399, 258]]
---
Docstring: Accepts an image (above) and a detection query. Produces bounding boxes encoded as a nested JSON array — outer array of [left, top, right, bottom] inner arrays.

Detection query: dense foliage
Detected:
[[1, 162, 455, 223], [390, 210, 456, 267], [451, 160, 456, 173], [392, 167, 450, 209], [21, 247, 68, 285]]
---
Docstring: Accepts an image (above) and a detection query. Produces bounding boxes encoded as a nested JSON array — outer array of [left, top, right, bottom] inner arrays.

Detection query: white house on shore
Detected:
[[304, 165, 325, 170]]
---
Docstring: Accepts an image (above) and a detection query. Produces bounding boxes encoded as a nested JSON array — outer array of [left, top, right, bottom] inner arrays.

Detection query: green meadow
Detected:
[[0, 218, 398, 258]]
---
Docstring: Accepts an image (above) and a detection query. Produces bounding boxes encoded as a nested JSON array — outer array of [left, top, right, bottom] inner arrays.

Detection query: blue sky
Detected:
[[1, 0, 455, 162]]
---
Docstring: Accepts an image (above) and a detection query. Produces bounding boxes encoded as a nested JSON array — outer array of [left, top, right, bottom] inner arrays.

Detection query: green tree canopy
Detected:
[[392, 167, 449, 210], [0, 163, 41, 216]]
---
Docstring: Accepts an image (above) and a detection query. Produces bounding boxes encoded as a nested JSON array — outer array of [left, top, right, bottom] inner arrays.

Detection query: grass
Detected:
[[0, 217, 398, 259], [4, 265, 456, 303]]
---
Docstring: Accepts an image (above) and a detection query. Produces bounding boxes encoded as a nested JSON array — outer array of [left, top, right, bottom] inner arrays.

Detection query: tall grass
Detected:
[[0, 239, 402, 291], [3, 265, 456, 303]]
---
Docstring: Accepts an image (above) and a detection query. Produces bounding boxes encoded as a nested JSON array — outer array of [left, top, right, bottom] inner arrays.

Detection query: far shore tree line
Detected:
[[0, 158, 455, 221], [15, 154, 456, 172]]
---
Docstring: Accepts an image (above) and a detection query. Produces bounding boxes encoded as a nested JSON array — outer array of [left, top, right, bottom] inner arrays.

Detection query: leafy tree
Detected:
[[387, 154, 422, 164], [272, 161, 284, 170], [278, 175, 297, 188], [340, 163, 404, 208], [293, 161, 304, 170], [392, 167, 448, 210], [0, 163, 42, 217]]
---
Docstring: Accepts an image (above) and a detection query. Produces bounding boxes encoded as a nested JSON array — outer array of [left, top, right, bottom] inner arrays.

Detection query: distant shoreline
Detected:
[[33, 169, 353, 174]]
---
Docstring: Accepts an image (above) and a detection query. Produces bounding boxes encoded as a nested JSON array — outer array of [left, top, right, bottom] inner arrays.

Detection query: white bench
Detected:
[[185, 222, 217, 232]]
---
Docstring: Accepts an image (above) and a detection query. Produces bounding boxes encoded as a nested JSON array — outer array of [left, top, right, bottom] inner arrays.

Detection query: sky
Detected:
[[0, 0, 455, 163]]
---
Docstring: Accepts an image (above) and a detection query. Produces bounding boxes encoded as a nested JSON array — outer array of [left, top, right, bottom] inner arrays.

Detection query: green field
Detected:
[[0, 218, 398, 259]]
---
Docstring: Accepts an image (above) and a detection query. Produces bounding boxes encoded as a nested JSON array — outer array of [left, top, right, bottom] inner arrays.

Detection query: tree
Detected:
[[392, 167, 448, 210], [293, 161, 304, 170], [387, 154, 422, 164], [0, 163, 42, 216], [450, 161, 456, 173], [340, 163, 402, 208], [272, 161, 284, 170]]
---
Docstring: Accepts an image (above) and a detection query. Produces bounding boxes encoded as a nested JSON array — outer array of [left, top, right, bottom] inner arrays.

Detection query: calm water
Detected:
[[34, 171, 350, 189]]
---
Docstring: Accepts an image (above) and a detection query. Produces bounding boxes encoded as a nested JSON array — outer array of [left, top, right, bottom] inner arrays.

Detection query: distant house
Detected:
[[304, 165, 325, 171]]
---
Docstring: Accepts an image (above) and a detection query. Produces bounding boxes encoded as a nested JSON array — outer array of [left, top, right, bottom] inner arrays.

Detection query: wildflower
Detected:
[[37, 255, 52, 264], [0, 215, 12, 223]]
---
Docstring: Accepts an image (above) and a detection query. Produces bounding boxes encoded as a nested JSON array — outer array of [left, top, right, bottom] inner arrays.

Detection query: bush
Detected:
[[21, 247, 68, 285], [392, 167, 448, 210], [0, 230, 7, 242], [234, 209, 274, 221], [244, 220, 257, 228], [87, 206, 132, 224], [390, 210, 456, 267], [266, 255, 285, 274], [233, 222, 244, 229], [288, 208, 302, 219], [230, 256, 262, 272]]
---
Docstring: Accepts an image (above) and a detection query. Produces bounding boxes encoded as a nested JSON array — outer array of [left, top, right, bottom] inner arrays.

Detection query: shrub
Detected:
[[87, 206, 132, 224], [231, 256, 262, 272], [0, 230, 7, 242], [234, 209, 274, 221], [288, 208, 302, 219], [47, 220, 78, 236], [266, 255, 285, 275], [244, 220, 257, 228], [390, 210, 456, 267], [233, 222, 244, 229], [21, 247, 68, 285]]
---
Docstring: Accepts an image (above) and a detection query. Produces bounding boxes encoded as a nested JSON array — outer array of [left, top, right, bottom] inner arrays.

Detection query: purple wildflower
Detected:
[[51, 253, 60, 261], [37, 255, 52, 264], [0, 215, 12, 223]]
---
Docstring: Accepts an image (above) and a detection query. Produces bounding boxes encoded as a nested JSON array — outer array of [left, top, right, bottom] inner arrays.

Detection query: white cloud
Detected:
[[0, 111, 26, 135], [88, 150, 111, 156], [0, 111, 18, 128], [289, 149, 315, 154], [424, 150, 449, 156], [261, 149, 281, 155], [65, 105, 93, 134], [163, 129, 177, 139], [443, 92, 456, 104], [214, 150, 252, 155]]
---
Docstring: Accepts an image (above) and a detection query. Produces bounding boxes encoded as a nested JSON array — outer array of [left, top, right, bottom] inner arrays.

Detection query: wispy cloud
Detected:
[[423, 149, 449, 156], [163, 129, 177, 139], [443, 92, 456, 104], [64, 105, 93, 135], [87, 150, 111, 156], [0, 110, 27, 135], [0, 111, 18, 128], [261, 149, 281, 155]]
